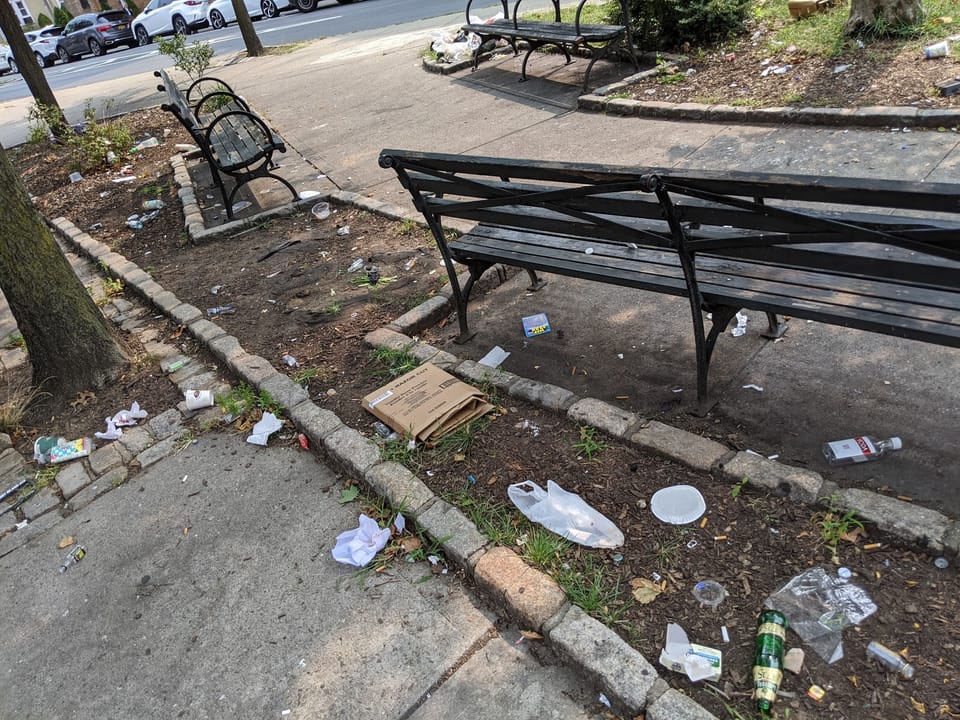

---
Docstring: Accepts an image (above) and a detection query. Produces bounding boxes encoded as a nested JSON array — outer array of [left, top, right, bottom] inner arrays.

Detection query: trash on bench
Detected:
[[507, 479, 624, 548]]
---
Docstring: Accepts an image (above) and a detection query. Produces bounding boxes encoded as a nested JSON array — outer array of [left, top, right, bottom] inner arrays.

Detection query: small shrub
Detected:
[[26, 103, 68, 143], [66, 103, 134, 171], [158, 34, 214, 80], [37, 12, 52, 26], [53, 6, 73, 26], [623, 0, 752, 50]]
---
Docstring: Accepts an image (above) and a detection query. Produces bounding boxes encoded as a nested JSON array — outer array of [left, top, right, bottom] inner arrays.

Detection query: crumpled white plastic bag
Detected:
[[507, 480, 624, 548], [246, 411, 282, 446], [332, 514, 392, 567]]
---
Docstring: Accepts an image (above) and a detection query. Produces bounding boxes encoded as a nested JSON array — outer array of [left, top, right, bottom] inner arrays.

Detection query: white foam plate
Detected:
[[650, 485, 706, 525]]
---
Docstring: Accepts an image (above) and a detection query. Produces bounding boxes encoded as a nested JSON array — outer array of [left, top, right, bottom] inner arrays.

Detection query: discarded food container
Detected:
[[34, 436, 93, 465], [650, 484, 706, 525], [184, 389, 214, 410], [866, 641, 915, 680], [822, 435, 901, 465], [521, 312, 551, 338], [692, 580, 727, 607], [59, 545, 86, 573], [337, 225, 350, 236], [924, 40, 950, 58], [311, 202, 330, 220], [753, 610, 787, 712], [659, 623, 722, 681]]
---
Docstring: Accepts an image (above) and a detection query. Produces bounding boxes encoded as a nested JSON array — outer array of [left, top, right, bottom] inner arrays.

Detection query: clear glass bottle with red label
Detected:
[[822, 436, 902, 466]]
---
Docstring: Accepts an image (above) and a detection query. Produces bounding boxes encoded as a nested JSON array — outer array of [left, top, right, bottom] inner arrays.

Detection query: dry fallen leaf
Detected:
[[630, 577, 662, 604], [57, 536, 75, 549], [400, 537, 421, 552], [70, 390, 96, 409], [911, 697, 926, 714], [519, 630, 543, 640], [847, 675, 859, 688], [840, 526, 866, 543]]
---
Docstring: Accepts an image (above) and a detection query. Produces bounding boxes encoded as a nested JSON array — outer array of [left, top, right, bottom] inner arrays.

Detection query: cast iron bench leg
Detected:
[[526, 268, 546, 291], [762, 312, 788, 339], [454, 260, 493, 343]]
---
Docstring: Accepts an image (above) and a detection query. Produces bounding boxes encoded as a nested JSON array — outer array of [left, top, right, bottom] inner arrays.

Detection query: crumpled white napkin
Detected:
[[332, 514, 392, 567], [246, 411, 282, 446], [94, 417, 122, 441], [113, 401, 147, 427]]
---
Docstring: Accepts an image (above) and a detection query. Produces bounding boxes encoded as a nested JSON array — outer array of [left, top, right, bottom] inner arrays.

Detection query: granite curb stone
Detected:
[[88, 443, 123, 475], [838, 487, 950, 551], [416, 498, 491, 571], [548, 604, 659, 715], [646, 688, 720, 720], [22, 489, 61, 519], [567, 397, 641, 440], [630, 421, 730, 472], [508, 377, 577, 412], [287, 401, 345, 442], [55, 461, 94, 499], [323, 426, 382, 478], [364, 462, 436, 516], [473, 546, 567, 628], [258, 373, 310, 411], [720, 451, 824, 505]]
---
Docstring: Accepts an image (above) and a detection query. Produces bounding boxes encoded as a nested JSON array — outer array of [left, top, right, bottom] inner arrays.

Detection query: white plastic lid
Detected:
[[889, 437, 903, 450], [650, 485, 706, 525]]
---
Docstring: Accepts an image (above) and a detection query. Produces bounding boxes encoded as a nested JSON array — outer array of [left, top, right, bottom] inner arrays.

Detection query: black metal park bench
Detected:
[[379, 148, 960, 403], [155, 69, 298, 220], [462, 0, 640, 92]]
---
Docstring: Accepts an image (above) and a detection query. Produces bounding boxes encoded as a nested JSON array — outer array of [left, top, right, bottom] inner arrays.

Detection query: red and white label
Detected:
[[827, 437, 877, 462]]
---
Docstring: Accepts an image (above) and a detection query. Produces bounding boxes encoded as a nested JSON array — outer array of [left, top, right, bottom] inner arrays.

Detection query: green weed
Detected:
[[813, 495, 864, 555], [519, 526, 571, 568], [2, 332, 25, 350], [218, 383, 281, 420], [444, 486, 519, 546], [0, 379, 48, 435], [730, 476, 748, 498], [572, 424, 608, 460], [368, 345, 420, 382], [556, 554, 630, 625]]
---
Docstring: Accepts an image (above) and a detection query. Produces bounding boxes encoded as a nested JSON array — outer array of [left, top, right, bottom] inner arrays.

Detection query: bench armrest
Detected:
[[194, 90, 250, 122], [185, 76, 237, 105]]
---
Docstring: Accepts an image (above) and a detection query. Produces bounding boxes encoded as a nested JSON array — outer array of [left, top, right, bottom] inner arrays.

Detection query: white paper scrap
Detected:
[[246, 411, 282, 446], [332, 514, 391, 567], [477, 345, 510, 368]]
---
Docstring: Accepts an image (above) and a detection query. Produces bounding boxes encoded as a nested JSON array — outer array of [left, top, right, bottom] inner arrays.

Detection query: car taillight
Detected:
[[184, 1, 203, 5], [96, 24, 111, 31]]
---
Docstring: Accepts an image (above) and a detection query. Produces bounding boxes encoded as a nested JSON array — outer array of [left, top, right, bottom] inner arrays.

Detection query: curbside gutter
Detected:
[[42, 152, 960, 719]]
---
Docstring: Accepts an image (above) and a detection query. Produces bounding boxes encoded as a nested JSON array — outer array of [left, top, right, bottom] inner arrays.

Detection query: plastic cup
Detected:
[[311, 202, 331, 220], [924, 41, 949, 59]]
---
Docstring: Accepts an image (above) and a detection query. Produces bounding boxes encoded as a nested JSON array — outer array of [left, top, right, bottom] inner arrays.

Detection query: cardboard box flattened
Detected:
[[362, 363, 494, 443]]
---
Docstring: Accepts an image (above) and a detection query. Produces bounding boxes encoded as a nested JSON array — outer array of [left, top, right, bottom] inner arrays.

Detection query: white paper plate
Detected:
[[650, 485, 706, 525]]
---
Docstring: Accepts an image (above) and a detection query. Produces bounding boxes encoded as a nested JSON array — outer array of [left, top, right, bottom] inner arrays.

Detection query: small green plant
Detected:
[[649, 528, 686, 571], [519, 527, 571, 568], [572, 424, 608, 460], [2, 332, 25, 350], [445, 486, 520, 546], [26, 102, 68, 143], [431, 418, 488, 460], [813, 495, 864, 555], [32, 465, 60, 492], [291, 367, 322, 386], [380, 436, 421, 468], [398, 218, 417, 233], [158, 33, 214, 80], [100, 277, 124, 299], [218, 383, 282, 420], [555, 554, 630, 625], [730, 476, 749, 498], [66, 103, 134, 171], [338, 486, 360, 504], [368, 345, 420, 381]]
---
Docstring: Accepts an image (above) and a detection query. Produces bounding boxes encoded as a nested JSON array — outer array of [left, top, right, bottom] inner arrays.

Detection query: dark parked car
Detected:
[[56, 10, 137, 62]]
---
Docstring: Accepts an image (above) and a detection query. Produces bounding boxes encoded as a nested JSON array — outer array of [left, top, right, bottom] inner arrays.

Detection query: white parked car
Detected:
[[206, 0, 291, 29], [131, 0, 209, 45], [5, 25, 63, 73]]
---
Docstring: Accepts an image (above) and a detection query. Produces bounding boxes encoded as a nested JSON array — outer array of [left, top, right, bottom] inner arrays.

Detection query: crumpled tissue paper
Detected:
[[332, 514, 392, 567], [246, 412, 282, 446]]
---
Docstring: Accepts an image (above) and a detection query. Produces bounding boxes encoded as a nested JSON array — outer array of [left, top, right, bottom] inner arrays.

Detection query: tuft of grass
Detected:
[[519, 526, 571, 568], [649, 528, 687, 571], [431, 417, 488, 460], [218, 383, 282, 421], [0, 380, 48, 435], [2, 332, 25, 350], [380, 436, 421, 469], [368, 345, 420, 382], [572, 424, 608, 460], [291, 367, 322, 386], [555, 554, 631, 626], [813, 494, 864, 556], [100, 277, 124, 302], [444, 486, 520, 546]]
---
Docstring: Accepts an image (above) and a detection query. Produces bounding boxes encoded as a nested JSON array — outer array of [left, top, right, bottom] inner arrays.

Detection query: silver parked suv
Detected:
[[131, 0, 209, 46], [56, 11, 137, 62]]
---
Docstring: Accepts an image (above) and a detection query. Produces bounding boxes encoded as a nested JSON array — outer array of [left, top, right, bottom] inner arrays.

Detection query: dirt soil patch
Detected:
[[8, 108, 960, 720], [625, 16, 960, 111]]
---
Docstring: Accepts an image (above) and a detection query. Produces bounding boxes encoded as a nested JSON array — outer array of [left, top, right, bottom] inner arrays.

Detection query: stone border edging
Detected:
[[43, 155, 958, 720], [420, 41, 960, 130]]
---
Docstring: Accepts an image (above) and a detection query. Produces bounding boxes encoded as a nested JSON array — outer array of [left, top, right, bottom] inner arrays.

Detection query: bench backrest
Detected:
[[379, 149, 960, 292]]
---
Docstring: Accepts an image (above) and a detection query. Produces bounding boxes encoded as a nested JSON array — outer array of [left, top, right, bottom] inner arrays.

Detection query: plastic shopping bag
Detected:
[[507, 480, 624, 548]]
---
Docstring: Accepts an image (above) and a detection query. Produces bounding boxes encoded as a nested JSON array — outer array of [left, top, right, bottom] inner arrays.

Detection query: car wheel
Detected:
[[172, 16, 190, 35], [294, 0, 317, 11], [260, 0, 279, 18], [57, 46, 73, 63], [135, 26, 151, 45], [89, 38, 106, 56], [209, 9, 226, 29], [9, 58, 19, 74]]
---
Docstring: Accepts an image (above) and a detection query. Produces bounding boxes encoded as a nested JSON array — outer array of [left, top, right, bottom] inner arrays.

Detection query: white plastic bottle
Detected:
[[822, 436, 902, 466]]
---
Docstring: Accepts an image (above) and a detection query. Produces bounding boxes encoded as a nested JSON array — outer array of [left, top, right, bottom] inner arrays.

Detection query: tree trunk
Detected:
[[845, 0, 925, 35], [232, 0, 264, 57], [0, 145, 127, 400], [0, 0, 65, 126]]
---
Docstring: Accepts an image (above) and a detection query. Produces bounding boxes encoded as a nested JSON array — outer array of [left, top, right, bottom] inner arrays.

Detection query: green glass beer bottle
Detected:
[[753, 610, 787, 713]]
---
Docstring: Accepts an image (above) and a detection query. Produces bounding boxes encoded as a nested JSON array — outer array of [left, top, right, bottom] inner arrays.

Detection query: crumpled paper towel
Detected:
[[332, 514, 392, 567], [246, 411, 282, 446]]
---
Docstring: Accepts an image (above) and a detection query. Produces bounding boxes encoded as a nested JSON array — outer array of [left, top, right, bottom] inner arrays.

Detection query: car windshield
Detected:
[[99, 10, 130, 21]]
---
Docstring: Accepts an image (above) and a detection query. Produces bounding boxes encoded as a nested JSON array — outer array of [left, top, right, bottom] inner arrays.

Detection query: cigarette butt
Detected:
[[864, 543, 882, 551], [660, 580, 667, 591], [714, 535, 727, 542], [699, 517, 708, 528], [571, 366, 576, 375], [896, 495, 913, 502], [721, 626, 730, 643]]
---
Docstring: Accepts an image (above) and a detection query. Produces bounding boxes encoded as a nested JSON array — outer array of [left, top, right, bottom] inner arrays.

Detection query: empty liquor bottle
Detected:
[[753, 610, 787, 713], [866, 641, 915, 680], [822, 435, 902, 466]]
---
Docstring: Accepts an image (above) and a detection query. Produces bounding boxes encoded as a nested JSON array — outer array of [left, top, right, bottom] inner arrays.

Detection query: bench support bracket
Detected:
[[761, 313, 788, 339]]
